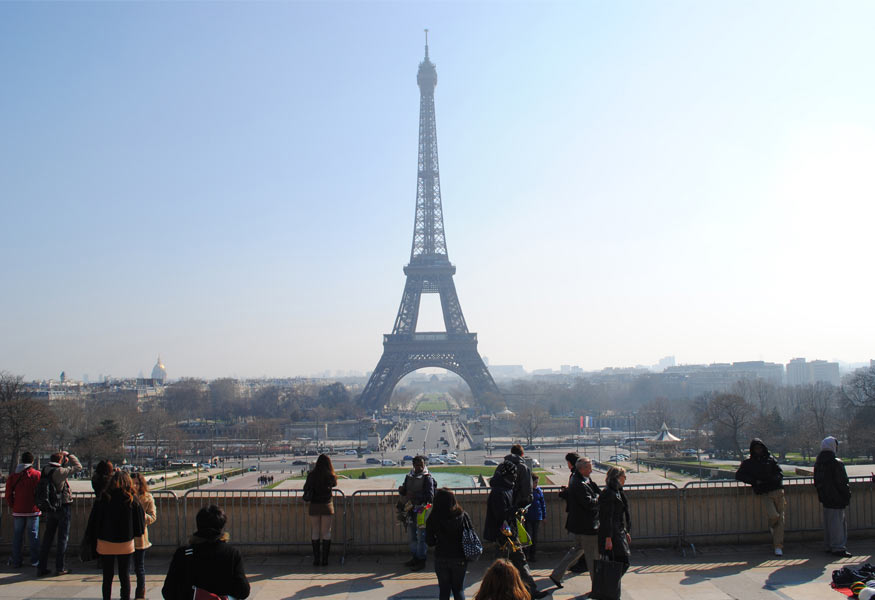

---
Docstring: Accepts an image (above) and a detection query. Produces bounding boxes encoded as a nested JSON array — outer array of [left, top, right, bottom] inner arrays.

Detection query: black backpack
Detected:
[[35, 467, 63, 513]]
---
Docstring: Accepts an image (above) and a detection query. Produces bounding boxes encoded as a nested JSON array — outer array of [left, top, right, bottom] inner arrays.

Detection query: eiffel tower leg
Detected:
[[360, 351, 407, 411]]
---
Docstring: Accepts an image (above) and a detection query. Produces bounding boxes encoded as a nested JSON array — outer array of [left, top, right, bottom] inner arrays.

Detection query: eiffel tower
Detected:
[[360, 34, 501, 411]]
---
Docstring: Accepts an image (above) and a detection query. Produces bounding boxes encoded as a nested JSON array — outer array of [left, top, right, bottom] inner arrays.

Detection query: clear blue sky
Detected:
[[2, 1, 873, 381]]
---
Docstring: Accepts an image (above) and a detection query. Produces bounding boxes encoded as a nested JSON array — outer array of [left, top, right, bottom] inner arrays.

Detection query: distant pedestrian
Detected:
[[37, 450, 82, 576], [131, 473, 157, 599], [598, 467, 631, 572], [814, 436, 852, 557], [472, 558, 531, 600], [735, 438, 785, 556], [426, 488, 470, 600], [4, 451, 41, 568], [525, 472, 546, 563], [398, 456, 436, 571], [85, 471, 146, 600], [550, 456, 600, 589], [303, 454, 337, 566]]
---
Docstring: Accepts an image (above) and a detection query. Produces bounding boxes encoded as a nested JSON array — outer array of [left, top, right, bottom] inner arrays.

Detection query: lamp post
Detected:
[[163, 454, 168, 490]]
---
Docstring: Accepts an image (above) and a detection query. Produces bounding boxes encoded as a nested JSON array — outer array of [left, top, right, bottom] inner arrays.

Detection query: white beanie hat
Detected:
[[821, 436, 838, 453]]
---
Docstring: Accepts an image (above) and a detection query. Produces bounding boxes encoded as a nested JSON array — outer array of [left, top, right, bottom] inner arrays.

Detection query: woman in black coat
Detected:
[[598, 466, 631, 572], [426, 488, 470, 600], [302, 454, 338, 566], [86, 471, 145, 600]]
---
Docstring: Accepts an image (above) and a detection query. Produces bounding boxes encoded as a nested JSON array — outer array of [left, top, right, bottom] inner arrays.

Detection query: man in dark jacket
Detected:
[[814, 436, 852, 557], [4, 451, 41, 568], [398, 456, 436, 571], [735, 438, 785, 556], [162, 504, 250, 600], [550, 456, 600, 589], [503, 444, 533, 509], [37, 450, 81, 576]]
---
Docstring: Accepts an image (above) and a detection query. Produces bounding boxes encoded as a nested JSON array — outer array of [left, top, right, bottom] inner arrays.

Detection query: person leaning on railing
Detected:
[[734, 438, 785, 557], [303, 454, 338, 566]]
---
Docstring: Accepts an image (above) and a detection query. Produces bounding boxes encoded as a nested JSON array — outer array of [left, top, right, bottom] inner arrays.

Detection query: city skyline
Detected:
[[2, 2, 874, 381]]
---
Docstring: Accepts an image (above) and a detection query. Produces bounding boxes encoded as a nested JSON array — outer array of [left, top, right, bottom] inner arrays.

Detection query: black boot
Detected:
[[321, 540, 331, 566], [311, 540, 321, 566]]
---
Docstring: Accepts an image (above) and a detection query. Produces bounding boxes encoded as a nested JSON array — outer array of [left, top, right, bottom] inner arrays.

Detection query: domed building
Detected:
[[151, 356, 167, 385]]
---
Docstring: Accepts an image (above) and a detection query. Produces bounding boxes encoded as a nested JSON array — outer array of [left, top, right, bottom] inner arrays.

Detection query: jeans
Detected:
[[434, 557, 467, 600], [525, 519, 541, 560], [12, 516, 40, 567], [102, 553, 132, 600], [132, 549, 146, 596], [38, 504, 71, 572], [408, 525, 427, 560]]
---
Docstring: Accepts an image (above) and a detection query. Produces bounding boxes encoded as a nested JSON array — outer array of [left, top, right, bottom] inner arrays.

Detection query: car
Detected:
[[366, 457, 381, 464], [382, 459, 397, 466], [279, 459, 286, 463], [530, 459, 541, 468], [408, 436, 414, 442], [447, 458, 463, 465], [428, 456, 445, 464], [400, 445, 407, 450], [292, 459, 308, 465], [484, 459, 499, 466], [248, 466, 257, 471], [609, 454, 630, 462], [344, 449, 358, 455], [403, 455, 415, 461]]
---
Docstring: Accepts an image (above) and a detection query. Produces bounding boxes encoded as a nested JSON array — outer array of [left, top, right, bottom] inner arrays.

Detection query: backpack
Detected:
[[35, 467, 62, 513]]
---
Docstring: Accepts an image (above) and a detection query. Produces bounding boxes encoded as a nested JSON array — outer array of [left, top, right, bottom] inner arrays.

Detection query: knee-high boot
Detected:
[[320, 540, 331, 566], [311, 540, 321, 566]]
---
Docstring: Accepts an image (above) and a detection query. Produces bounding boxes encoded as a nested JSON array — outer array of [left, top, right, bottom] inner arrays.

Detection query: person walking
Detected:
[[86, 471, 146, 600], [302, 454, 338, 566], [5, 451, 41, 568], [563, 452, 586, 574], [598, 467, 631, 572], [131, 473, 157, 599], [398, 456, 436, 571], [735, 438, 785, 556], [162, 504, 250, 600], [37, 450, 82, 576], [814, 436, 852, 557], [425, 488, 470, 600], [525, 472, 546, 563], [472, 558, 532, 600], [550, 456, 600, 589], [483, 460, 548, 599]]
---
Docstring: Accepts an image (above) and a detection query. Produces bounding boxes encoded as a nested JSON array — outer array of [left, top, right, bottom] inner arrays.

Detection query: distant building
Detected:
[[151, 356, 167, 385], [657, 356, 676, 371], [489, 365, 527, 379], [785, 358, 840, 386]]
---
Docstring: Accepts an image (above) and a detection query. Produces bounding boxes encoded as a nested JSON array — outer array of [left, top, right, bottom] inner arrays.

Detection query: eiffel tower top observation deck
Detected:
[[359, 34, 500, 411]]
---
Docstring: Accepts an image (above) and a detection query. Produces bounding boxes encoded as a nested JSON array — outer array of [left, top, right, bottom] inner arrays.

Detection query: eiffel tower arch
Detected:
[[360, 35, 501, 412]]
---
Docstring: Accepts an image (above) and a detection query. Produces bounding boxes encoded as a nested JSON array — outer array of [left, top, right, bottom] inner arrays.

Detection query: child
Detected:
[[526, 472, 546, 562]]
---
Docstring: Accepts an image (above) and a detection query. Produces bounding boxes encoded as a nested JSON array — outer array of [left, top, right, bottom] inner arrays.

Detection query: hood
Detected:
[[821, 436, 838, 453], [749, 438, 770, 456], [408, 466, 430, 478], [504, 454, 522, 465], [15, 463, 34, 474], [490, 461, 516, 490]]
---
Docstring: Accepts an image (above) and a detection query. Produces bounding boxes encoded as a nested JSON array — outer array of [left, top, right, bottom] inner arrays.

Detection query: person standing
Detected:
[[87, 471, 146, 600], [735, 438, 785, 556], [37, 450, 82, 576], [525, 472, 546, 563], [503, 445, 533, 510], [398, 456, 436, 571], [131, 473, 157, 599], [425, 488, 469, 600], [91, 460, 114, 496], [302, 454, 338, 566], [550, 456, 600, 589], [814, 436, 852, 557], [598, 467, 631, 572], [4, 451, 41, 568]]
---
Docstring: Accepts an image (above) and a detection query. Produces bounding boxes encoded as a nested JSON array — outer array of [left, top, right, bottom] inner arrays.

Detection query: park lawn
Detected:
[[329, 465, 552, 480], [415, 399, 450, 412]]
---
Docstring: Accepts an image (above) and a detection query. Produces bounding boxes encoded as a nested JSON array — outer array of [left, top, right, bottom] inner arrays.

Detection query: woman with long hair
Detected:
[[599, 466, 631, 570], [86, 471, 145, 600], [302, 453, 337, 566], [472, 558, 531, 600], [425, 488, 469, 600], [130, 473, 156, 600]]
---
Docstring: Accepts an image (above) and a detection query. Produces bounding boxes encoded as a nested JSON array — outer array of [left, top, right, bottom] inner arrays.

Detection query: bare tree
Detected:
[[515, 402, 549, 448], [840, 366, 875, 407], [0, 373, 57, 473], [705, 393, 756, 460]]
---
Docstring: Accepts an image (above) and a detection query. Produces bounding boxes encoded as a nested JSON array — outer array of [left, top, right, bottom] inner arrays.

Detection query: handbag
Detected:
[[461, 514, 483, 561], [591, 554, 627, 600]]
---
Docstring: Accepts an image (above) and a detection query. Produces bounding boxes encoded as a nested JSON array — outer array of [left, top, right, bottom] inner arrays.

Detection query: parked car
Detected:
[[609, 454, 630, 462], [344, 449, 358, 455], [428, 456, 445, 464], [248, 466, 257, 471], [403, 455, 415, 461], [366, 458, 381, 465], [484, 459, 499, 466], [292, 460, 308, 466], [447, 459, 463, 465], [382, 459, 397, 466]]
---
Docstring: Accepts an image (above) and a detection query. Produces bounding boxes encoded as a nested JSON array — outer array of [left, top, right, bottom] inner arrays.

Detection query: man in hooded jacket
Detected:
[[814, 436, 851, 557], [735, 438, 785, 556], [398, 456, 436, 571]]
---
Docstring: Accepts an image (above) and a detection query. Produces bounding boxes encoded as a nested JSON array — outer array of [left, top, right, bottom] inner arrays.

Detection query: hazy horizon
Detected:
[[2, 2, 873, 382]]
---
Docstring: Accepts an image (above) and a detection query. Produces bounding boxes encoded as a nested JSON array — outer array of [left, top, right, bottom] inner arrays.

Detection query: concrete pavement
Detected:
[[1, 541, 866, 599]]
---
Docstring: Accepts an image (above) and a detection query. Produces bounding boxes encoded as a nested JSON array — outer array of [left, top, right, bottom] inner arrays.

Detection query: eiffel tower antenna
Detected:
[[360, 38, 500, 412]]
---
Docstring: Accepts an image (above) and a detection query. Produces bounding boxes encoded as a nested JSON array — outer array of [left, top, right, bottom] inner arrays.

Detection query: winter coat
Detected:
[[399, 468, 436, 507], [135, 492, 157, 550], [303, 471, 337, 505], [162, 530, 250, 600], [87, 489, 146, 548], [735, 439, 783, 494], [425, 510, 467, 560], [527, 486, 547, 522], [44, 454, 82, 505], [814, 450, 851, 509], [5, 463, 41, 517], [564, 471, 600, 535], [503, 453, 533, 508], [598, 478, 631, 562], [483, 473, 515, 543]]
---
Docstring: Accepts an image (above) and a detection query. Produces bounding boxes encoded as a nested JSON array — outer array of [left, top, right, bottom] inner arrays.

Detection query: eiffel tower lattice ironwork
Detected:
[[360, 35, 500, 411]]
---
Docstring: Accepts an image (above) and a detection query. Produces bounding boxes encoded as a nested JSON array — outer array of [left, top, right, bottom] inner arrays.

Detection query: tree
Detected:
[[0, 373, 56, 473], [840, 366, 875, 407], [705, 393, 756, 459], [515, 402, 549, 448], [72, 419, 123, 471], [638, 397, 674, 431]]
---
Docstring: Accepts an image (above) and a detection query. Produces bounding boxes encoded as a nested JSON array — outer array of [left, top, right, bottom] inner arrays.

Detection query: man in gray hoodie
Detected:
[[37, 450, 81, 576]]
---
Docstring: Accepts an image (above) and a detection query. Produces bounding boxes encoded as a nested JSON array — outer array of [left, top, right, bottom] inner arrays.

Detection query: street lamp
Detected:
[[163, 454, 168, 490]]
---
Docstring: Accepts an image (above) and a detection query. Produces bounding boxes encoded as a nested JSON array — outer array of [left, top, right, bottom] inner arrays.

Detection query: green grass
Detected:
[[415, 398, 450, 412]]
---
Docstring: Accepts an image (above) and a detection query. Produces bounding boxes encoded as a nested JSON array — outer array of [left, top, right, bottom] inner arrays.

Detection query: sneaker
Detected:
[[774, 548, 783, 557], [31, 562, 40, 568], [56, 569, 71, 576], [549, 575, 563, 589], [833, 550, 853, 558]]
